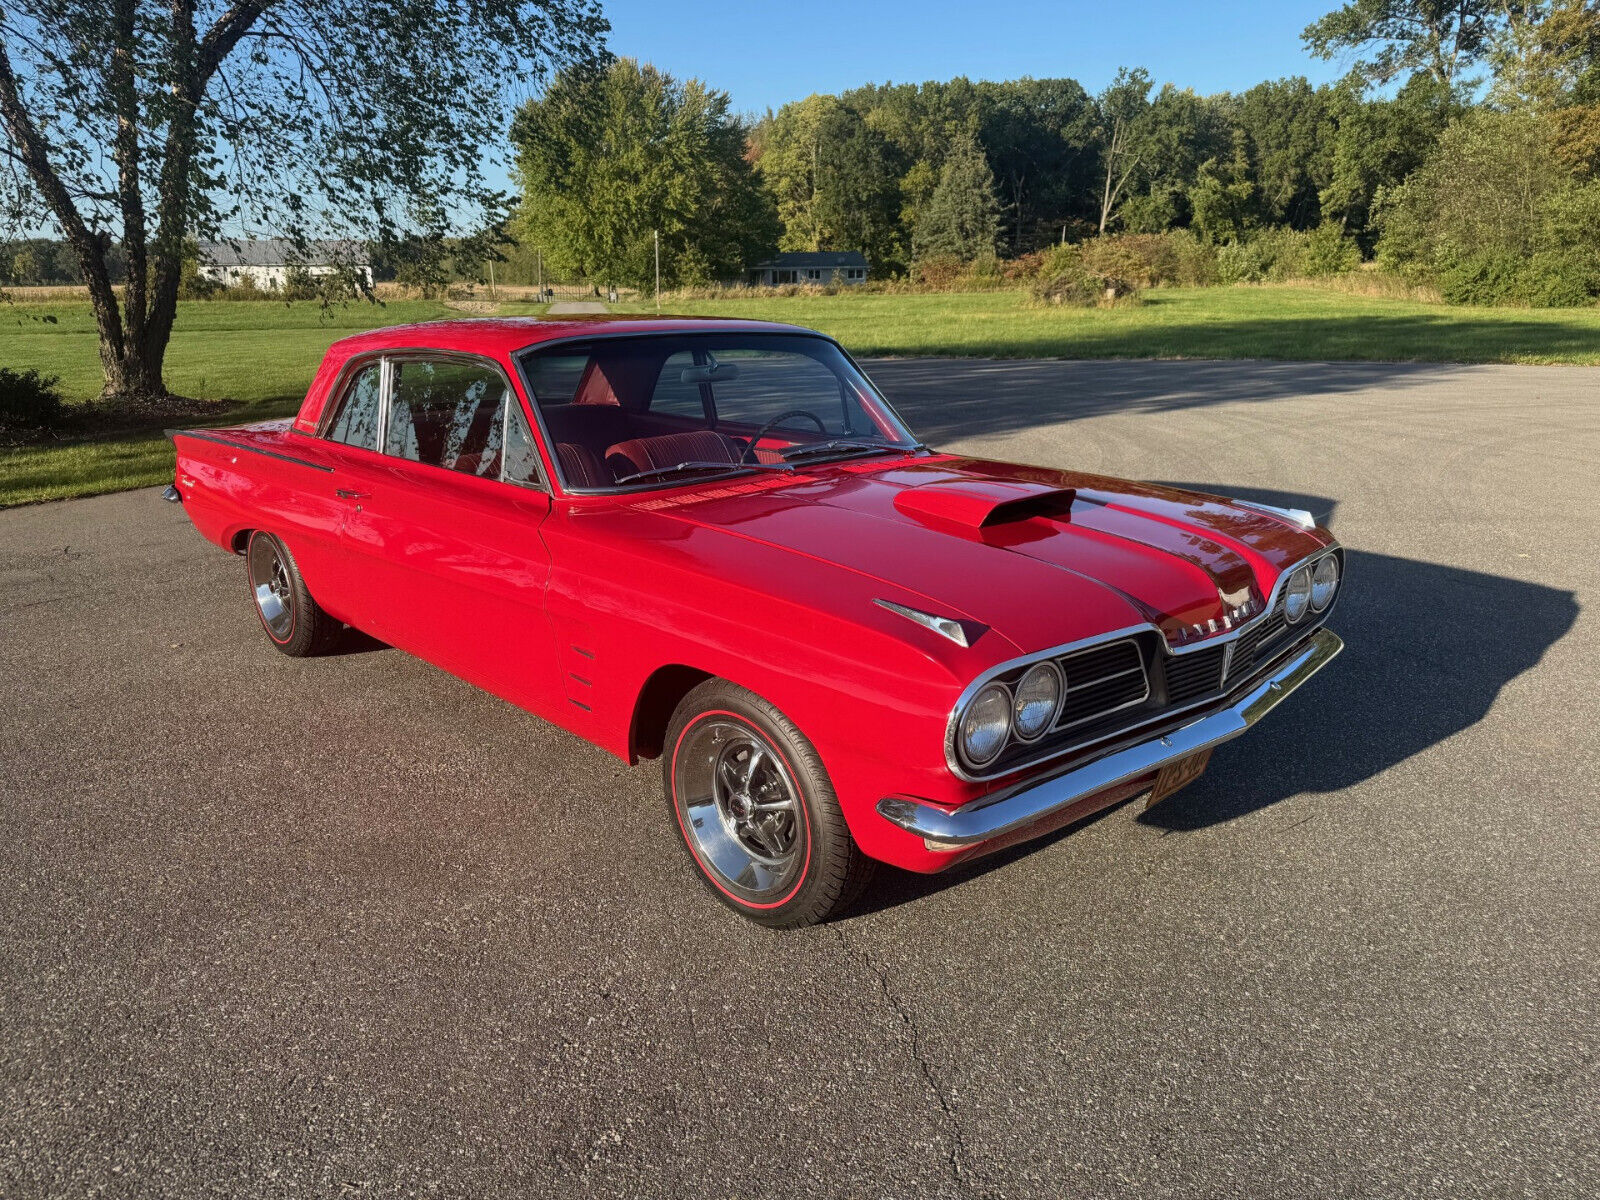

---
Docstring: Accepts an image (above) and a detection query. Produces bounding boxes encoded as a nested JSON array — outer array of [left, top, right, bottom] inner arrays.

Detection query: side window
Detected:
[[649, 351, 711, 421], [326, 363, 382, 449], [384, 359, 511, 477]]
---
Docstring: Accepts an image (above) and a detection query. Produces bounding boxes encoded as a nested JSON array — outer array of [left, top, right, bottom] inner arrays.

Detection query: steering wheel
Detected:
[[741, 409, 828, 463]]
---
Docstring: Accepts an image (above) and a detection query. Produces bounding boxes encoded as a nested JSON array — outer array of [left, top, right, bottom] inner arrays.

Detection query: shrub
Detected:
[[1519, 250, 1599, 307], [1030, 244, 1142, 307], [1437, 247, 1599, 307], [1436, 249, 1524, 305], [0, 367, 66, 443], [1300, 222, 1362, 277], [1077, 231, 1217, 288]]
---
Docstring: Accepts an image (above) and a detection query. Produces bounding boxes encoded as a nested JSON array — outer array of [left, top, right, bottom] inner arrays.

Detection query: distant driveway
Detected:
[[2, 358, 1596, 1198]]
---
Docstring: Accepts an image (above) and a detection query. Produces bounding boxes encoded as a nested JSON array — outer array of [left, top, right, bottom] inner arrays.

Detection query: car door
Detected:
[[332, 353, 563, 719]]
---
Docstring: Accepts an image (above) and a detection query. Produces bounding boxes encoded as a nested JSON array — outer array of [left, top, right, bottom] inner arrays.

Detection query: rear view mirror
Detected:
[[679, 362, 740, 384]]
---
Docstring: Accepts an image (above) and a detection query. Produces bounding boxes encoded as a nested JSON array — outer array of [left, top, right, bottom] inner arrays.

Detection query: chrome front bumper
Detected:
[[877, 628, 1343, 848]]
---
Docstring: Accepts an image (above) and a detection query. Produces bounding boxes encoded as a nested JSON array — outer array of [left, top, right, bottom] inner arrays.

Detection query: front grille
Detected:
[[1055, 639, 1148, 730], [1163, 643, 1228, 704]]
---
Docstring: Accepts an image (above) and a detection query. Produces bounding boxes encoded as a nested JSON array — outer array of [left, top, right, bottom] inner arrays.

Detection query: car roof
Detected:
[[324, 314, 822, 360]]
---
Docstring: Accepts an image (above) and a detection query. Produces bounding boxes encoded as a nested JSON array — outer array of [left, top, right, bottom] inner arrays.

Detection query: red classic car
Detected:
[[168, 316, 1342, 926]]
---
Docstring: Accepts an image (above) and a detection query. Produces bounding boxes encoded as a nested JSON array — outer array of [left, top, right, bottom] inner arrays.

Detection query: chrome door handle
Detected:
[[335, 488, 370, 499]]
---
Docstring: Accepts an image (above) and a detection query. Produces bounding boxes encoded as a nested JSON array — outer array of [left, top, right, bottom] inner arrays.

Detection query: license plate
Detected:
[[1144, 748, 1212, 809]]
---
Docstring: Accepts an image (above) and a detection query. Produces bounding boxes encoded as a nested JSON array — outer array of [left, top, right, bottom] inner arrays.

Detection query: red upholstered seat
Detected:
[[556, 442, 608, 488], [605, 431, 744, 480]]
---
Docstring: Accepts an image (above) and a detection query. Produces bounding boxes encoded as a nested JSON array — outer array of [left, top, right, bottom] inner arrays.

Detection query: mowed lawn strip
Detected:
[[1, 299, 454, 506], [7, 285, 1600, 507], [601, 285, 1600, 363]]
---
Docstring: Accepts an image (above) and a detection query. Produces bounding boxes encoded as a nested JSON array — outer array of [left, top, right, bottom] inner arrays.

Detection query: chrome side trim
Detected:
[[943, 544, 1343, 781], [885, 629, 1343, 846], [874, 599, 970, 647], [166, 428, 335, 474]]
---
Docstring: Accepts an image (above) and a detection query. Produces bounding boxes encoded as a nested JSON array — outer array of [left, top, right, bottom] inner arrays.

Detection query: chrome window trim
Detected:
[[509, 329, 924, 497], [944, 544, 1343, 780], [314, 346, 547, 492]]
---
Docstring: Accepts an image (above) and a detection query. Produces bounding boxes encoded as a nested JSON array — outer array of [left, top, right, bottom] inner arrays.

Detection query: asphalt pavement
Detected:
[[2, 358, 1597, 1198]]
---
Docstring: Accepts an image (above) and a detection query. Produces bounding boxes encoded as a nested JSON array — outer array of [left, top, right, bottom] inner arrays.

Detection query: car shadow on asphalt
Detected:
[[849, 485, 1579, 918], [325, 628, 391, 656]]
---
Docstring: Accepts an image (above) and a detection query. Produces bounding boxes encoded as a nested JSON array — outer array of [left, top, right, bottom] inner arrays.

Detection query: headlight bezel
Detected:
[[1282, 565, 1313, 624], [1011, 661, 1065, 743], [1310, 554, 1339, 612], [958, 681, 1014, 769]]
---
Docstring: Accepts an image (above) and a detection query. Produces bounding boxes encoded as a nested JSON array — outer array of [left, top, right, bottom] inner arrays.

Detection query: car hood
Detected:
[[628, 454, 1335, 658]]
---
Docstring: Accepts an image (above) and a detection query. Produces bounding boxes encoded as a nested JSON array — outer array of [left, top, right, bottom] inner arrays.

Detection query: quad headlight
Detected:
[[959, 683, 1013, 768], [1282, 565, 1313, 623], [1310, 554, 1340, 611], [1012, 663, 1063, 741]]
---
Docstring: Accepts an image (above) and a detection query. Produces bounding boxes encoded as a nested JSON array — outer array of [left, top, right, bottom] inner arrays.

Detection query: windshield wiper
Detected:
[[613, 460, 793, 486], [777, 439, 927, 464]]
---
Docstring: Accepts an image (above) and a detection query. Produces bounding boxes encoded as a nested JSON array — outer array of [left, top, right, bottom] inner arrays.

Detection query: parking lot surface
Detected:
[[3, 358, 1597, 1198]]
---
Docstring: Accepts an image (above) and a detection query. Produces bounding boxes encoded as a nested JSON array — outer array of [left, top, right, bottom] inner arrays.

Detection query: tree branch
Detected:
[[199, 1, 277, 86], [0, 37, 123, 361]]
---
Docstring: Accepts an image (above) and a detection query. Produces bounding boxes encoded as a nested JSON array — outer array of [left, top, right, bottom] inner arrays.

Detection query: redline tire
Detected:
[[245, 531, 342, 657], [665, 678, 874, 928]]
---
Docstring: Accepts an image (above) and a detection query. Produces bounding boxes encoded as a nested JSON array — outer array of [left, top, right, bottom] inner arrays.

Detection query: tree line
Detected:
[[511, 1, 1600, 303]]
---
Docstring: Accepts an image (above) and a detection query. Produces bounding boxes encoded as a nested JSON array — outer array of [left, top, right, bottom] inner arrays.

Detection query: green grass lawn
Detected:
[[605, 285, 1600, 363], [5, 284, 1600, 508]]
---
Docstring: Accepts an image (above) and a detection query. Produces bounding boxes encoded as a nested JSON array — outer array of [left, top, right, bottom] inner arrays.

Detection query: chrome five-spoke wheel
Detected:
[[248, 533, 296, 643], [674, 717, 806, 903], [664, 679, 875, 928], [243, 530, 341, 657]]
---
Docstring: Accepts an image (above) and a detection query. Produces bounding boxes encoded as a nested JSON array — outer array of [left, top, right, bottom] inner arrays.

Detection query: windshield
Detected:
[[515, 333, 921, 492]]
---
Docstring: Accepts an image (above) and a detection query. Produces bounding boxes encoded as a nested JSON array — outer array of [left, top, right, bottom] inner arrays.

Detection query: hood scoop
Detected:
[[892, 478, 1076, 529]]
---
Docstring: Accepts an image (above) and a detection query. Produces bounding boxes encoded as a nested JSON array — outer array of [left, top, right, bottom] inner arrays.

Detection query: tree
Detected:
[[975, 77, 1098, 251], [0, 1, 606, 404], [513, 59, 778, 289], [1302, 1, 1516, 88], [755, 94, 905, 269], [911, 131, 1002, 261], [1095, 68, 1154, 233], [1320, 74, 1457, 239]]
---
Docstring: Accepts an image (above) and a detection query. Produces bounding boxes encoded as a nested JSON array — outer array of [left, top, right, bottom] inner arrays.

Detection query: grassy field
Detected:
[[5, 284, 1600, 507], [603, 284, 1600, 363]]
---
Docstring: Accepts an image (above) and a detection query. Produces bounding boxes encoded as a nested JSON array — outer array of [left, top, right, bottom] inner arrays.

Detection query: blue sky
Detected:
[[594, 0, 1350, 115]]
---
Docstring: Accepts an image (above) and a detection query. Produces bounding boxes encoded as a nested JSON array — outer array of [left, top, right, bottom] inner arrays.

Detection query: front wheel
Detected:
[[665, 679, 874, 928]]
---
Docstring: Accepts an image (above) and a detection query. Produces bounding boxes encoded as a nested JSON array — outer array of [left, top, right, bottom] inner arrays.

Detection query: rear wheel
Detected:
[[245, 531, 342, 657], [665, 679, 873, 928]]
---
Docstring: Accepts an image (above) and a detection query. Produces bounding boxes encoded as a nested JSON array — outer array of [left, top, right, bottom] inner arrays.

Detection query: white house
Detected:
[[746, 251, 869, 287], [198, 239, 373, 290]]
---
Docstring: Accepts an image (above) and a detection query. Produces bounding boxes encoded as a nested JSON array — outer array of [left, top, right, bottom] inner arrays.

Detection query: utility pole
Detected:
[[536, 248, 543, 301], [654, 229, 660, 312], [487, 258, 496, 300]]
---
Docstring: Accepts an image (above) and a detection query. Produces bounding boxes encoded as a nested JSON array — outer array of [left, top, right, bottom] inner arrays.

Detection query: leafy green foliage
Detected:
[[513, 59, 778, 289], [1302, 1, 1510, 87], [1377, 109, 1600, 303], [0, 367, 65, 443]]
